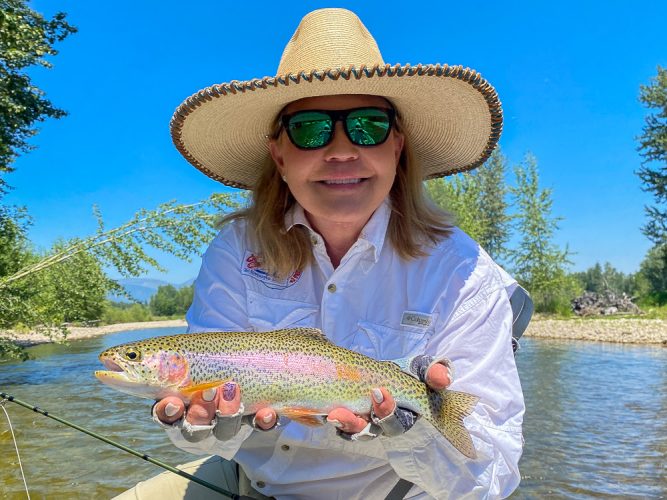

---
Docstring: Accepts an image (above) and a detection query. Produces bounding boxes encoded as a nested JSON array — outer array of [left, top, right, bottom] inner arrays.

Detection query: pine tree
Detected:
[[509, 154, 573, 312], [636, 66, 667, 243], [476, 149, 511, 260], [425, 148, 511, 260]]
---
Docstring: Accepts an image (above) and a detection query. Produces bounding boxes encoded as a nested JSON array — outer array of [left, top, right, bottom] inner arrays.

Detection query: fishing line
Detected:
[[0, 392, 238, 499], [1, 398, 31, 500]]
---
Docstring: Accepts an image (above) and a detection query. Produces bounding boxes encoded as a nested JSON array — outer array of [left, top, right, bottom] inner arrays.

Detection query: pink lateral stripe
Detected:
[[198, 351, 342, 379]]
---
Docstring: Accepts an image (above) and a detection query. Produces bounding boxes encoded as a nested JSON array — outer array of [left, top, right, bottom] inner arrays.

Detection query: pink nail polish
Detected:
[[202, 388, 217, 401], [165, 402, 179, 417]]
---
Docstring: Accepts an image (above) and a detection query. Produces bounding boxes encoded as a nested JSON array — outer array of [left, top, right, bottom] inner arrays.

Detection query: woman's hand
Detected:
[[327, 361, 452, 436], [153, 382, 279, 442]]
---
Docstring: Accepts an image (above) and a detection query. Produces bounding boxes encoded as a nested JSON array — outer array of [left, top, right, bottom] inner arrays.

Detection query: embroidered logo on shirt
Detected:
[[400, 311, 433, 329], [242, 251, 302, 289]]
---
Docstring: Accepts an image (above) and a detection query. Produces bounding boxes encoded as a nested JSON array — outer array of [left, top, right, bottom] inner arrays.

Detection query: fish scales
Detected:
[[95, 327, 480, 459]]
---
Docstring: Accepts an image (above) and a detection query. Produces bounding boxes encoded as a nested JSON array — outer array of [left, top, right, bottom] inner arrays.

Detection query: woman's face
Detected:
[[269, 94, 404, 233]]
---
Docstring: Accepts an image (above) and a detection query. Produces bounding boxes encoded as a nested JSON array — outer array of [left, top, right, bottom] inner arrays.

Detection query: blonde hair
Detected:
[[223, 117, 453, 277]]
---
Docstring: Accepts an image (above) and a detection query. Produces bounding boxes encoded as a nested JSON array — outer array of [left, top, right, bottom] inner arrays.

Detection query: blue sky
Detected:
[[5, 1, 667, 283]]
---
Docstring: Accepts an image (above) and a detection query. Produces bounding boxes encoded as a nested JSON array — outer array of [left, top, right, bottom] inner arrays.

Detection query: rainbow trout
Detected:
[[95, 328, 479, 458]]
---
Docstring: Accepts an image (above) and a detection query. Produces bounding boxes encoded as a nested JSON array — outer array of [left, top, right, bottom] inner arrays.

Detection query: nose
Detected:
[[323, 121, 359, 162]]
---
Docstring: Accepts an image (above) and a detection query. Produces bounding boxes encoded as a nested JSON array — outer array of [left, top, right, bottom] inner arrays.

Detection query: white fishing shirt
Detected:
[[167, 200, 525, 499]]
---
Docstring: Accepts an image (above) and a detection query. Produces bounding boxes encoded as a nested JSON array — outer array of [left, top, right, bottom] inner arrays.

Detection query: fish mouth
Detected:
[[101, 358, 124, 372], [95, 369, 132, 384], [95, 370, 172, 400], [96, 355, 144, 394]]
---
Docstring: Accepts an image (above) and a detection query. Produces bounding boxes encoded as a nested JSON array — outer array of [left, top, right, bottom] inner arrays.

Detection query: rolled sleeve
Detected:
[[381, 265, 525, 499], [163, 423, 254, 460]]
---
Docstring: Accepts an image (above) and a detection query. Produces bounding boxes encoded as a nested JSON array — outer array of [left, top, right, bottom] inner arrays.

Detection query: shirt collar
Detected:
[[284, 199, 391, 262]]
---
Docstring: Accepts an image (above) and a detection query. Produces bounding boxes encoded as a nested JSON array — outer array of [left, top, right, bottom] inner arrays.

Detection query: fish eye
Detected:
[[124, 347, 142, 362]]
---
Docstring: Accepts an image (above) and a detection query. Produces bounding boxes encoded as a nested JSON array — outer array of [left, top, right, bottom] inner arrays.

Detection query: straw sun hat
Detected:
[[170, 8, 502, 189]]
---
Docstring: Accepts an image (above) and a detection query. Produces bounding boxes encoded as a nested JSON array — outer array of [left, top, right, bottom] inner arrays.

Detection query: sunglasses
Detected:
[[280, 107, 396, 150]]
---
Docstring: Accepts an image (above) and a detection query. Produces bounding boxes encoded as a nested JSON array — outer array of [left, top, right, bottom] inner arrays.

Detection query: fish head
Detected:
[[95, 339, 190, 401]]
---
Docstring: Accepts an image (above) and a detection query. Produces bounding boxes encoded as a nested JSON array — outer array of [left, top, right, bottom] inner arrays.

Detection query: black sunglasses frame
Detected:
[[279, 107, 397, 150]]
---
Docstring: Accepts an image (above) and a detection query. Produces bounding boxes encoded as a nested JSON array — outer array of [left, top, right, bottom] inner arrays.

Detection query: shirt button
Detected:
[[281, 444, 290, 451], [311, 236, 318, 246], [256, 481, 266, 489], [327, 283, 337, 293]]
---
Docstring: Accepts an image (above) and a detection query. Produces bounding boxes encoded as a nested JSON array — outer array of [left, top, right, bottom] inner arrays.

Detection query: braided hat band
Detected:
[[171, 8, 502, 189]]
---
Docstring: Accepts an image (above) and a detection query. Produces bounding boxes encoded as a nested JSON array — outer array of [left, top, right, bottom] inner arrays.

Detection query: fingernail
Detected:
[[327, 418, 344, 429], [262, 414, 273, 424], [372, 388, 384, 404], [202, 388, 217, 402], [165, 402, 179, 417], [222, 382, 236, 402]]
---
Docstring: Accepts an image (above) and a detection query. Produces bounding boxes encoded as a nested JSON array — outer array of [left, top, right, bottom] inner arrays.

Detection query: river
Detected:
[[1, 328, 666, 499]]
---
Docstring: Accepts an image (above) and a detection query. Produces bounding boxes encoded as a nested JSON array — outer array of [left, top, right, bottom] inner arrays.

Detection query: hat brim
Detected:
[[171, 64, 502, 189]]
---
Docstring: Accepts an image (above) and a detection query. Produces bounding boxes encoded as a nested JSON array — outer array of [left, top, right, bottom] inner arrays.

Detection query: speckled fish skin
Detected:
[[95, 327, 479, 458]]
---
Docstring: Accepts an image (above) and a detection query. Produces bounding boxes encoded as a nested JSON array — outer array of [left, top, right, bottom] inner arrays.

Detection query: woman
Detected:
[[124, 8, 524, 500]]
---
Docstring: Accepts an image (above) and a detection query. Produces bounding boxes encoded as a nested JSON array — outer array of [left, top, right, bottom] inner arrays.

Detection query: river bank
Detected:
[[2, 317, 667, 347], [524, 317, 667, 345], [1, 319, 187, 346]]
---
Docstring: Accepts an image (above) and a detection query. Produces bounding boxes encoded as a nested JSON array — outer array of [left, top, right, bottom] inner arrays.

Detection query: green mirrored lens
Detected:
[[346, 109, 391, 145], [287, 111, 333, 148]]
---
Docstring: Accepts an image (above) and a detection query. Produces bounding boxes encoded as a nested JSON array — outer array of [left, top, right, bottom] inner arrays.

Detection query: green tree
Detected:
[[475, 149, 511, 260], [0, 205, 32, 276], [571, 262, 640, 296], [0, 194, 240, 359], [0, 0, 76, 190], [426, 173, 482, 239], [150, 284, 194, 316], [150, 284, 181, 316], [425, 148, 511, 260], [636, 66, 667, 244], [178, 284, 194, 314], [34, 242, 116, 323], [509, 154, 573, 313], [102, 302, 152, 324], [637, 244, 667, 303]]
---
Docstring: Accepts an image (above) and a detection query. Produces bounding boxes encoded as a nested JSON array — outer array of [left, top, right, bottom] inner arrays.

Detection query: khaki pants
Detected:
[[113, 456, 272, 500]]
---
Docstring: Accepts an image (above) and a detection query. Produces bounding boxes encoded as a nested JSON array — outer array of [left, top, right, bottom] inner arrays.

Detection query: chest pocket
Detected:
[[351, 320, 432, 360], [246, 289, 319, 331]]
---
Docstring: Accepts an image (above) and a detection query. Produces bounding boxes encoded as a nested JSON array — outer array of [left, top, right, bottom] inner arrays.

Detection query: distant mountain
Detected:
[[107, 277, 195, 303], [176, 277, 196, 288]]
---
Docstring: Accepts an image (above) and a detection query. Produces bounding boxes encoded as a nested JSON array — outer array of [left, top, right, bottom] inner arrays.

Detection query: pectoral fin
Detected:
[[179, 380, 228, 397], [280, 407, 326, 426]]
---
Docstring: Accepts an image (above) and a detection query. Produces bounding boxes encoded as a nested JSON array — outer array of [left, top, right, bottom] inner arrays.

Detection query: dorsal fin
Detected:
[[279, 327, 331, 343]]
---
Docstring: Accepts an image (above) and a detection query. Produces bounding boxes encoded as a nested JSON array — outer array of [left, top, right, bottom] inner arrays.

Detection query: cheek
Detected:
[[282, 149, 315, 173], [146, 353, 189, 383]]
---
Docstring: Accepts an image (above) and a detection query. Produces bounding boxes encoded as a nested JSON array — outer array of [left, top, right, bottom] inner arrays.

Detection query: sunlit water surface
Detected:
[[1, 329, 666, 499]]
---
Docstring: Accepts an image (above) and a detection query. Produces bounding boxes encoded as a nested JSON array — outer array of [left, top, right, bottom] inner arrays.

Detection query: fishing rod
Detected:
[[0, 392, 238, 499]]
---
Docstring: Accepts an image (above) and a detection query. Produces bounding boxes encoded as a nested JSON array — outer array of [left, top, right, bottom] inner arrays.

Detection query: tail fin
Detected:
[[427, 390, 479, 459]]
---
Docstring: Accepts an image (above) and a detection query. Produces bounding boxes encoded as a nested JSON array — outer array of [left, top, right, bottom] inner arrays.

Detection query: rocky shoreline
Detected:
[[524, 317, 667, 345], [2, 317, 667, 347], [1, 319, 187, 347]]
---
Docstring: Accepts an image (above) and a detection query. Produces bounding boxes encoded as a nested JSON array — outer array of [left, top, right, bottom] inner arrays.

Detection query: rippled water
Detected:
[[1, 329, 666, 499], [0, 327, 193, 499], [512, 338, 667, 499]]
